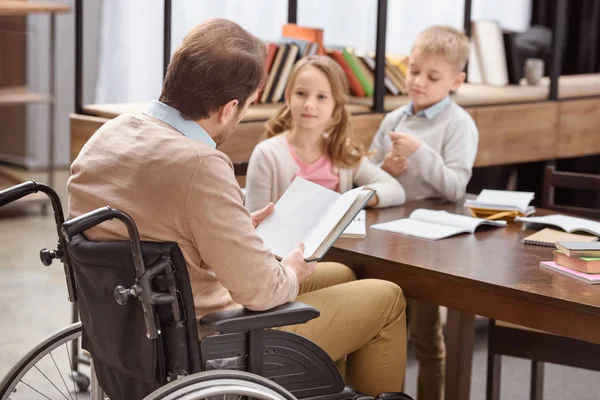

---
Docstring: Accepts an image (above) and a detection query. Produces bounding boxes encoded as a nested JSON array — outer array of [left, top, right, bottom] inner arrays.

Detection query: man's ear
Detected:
[[219, 99, 239, 123], [452, 71, 466, 91]]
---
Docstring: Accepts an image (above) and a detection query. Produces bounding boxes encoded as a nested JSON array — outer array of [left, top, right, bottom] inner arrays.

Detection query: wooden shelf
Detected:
[[0, 86, 52, 105], [349, 81, 551, 112], [559, 74, 600, 99], [82, 101, 372, 122], [0, 1, 70, 15]]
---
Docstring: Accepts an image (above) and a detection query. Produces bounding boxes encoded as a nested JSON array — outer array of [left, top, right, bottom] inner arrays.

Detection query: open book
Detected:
[[371, 209, 507, 240], [516, 215, 600, 237], [255, 177, 375, 261], [465, 189, 535, 216]]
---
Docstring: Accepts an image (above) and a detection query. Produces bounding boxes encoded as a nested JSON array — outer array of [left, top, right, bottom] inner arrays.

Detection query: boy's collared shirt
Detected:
[[369, 97, 479, 202], [402, 96, 451, 120], [146, 100, 216, 149]]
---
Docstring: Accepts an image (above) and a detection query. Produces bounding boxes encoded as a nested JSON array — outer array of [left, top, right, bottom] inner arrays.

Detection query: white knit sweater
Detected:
[[245, 134, 406, 212]]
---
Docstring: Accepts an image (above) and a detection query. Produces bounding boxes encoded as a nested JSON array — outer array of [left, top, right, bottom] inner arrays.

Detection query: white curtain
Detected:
[[95, 0, 531, 104]]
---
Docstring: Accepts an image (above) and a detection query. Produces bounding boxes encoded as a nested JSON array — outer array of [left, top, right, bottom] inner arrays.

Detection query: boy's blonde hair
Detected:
[[265, 55, 366, 168], [412, 25, 470, 72]]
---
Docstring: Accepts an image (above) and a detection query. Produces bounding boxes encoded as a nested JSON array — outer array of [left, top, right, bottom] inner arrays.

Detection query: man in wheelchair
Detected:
[[67, 19, 410, 400]]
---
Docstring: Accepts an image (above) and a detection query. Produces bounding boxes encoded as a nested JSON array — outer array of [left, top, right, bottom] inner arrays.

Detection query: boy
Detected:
[[369, 26, 478, 400]]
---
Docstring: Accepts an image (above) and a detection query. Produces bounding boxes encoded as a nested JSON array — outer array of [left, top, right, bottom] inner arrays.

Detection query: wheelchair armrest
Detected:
[[199, 301, 319, 334]]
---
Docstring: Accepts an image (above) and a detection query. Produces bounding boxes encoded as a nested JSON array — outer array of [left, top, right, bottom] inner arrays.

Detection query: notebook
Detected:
[[554, 250, 600, 274], [370, 209, 506, 240], [522, 228, 598, 247], [341, 210, 366, 239], [516, 214, 600, 237], [465, 189, 535, 216], [555, 241, 600, 258], [539, 261, 600, 284], [255, 177, 375, 261]]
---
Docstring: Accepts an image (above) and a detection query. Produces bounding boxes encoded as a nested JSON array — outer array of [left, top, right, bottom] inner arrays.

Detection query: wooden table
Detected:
[[325, 199, 600, 400]]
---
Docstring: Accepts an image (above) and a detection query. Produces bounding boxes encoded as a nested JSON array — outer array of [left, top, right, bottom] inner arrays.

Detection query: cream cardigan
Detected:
[[245, 134, 406, 212]]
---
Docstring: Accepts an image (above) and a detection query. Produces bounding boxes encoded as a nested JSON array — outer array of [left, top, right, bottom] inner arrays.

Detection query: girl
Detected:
[[245, 55, 406, 212]]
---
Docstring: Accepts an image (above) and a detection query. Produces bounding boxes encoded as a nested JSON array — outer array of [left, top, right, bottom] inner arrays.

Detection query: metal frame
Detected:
[[73, 0, 587, 120]]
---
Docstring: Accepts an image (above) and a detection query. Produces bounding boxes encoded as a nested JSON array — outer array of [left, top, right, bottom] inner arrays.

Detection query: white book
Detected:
[[341, 210, 366, 239], [472, 20, 508, 87], [371, 209, 507, 240], [516, 214, 600, 237], [465, 189, 535, 215], [256, 178, 375, 261]]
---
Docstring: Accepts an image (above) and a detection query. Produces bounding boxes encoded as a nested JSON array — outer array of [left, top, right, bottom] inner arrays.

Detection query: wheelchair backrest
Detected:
[[67, 233, 201, 399]]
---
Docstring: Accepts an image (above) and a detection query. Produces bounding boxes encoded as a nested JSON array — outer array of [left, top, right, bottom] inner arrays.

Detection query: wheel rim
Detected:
[[0, 323, 87, 400]]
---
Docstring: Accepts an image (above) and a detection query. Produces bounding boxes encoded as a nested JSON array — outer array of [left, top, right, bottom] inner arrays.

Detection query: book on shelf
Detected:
[[281, 23, 325, 55], [554, 250, 600, 274], [341, 48, 374, 97], [539, 261, 600, 284], [465, 189, 535, 219], [516, 214, 600, 237], [254, 42, 279, 104], [555, 241, 600, 258], [341, 210, 366, 239], [471, 20, 509, 87], [270, 43, 299, 103], [328, 49, 365, 97], [522, 228, 598, 247], [255, 177, 375, 261], [360, 53, 400, 96], [370, 209, 506, 240]]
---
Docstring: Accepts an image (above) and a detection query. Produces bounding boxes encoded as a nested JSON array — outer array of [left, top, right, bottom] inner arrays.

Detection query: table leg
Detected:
[[444, 309, 475, 400]]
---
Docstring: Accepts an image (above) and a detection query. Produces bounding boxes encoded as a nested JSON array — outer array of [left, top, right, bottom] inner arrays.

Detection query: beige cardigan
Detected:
[[245, 134, 406, 212], [68, 114, 299, 337]]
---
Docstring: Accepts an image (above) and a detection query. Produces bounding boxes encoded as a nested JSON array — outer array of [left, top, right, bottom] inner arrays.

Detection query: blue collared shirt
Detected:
[[402, 96, 451, 120], [145, 100, 216, 149]]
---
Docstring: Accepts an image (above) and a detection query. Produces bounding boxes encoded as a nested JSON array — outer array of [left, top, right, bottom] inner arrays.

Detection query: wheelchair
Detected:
[[0, 181, 413, 400]]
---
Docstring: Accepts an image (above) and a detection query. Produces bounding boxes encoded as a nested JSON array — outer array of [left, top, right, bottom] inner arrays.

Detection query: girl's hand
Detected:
[[389, 131, 422, 158]]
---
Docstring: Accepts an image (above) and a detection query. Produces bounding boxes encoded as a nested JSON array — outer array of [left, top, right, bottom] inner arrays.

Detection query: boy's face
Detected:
[[406, 49, 465, 112]]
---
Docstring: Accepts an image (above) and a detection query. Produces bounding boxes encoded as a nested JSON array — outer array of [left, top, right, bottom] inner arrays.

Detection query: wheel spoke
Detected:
[[50, 350, 73, 400], [34, 365, 70, 400], [64, 341, 79, 400], [21, 380, 53, 399]]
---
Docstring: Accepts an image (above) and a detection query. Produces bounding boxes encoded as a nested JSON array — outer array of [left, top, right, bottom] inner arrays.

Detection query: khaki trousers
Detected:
[[278, 262, 407, 397], [408, 299, 446, 400]]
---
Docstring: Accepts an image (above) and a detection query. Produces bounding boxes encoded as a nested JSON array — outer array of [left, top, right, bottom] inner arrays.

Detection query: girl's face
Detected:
[[289, 65, 336, 132]]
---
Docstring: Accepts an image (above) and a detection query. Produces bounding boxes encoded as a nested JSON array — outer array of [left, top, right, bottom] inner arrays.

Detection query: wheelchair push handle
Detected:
[[0, 180, 39, 207], [62, 206, 117, 241]]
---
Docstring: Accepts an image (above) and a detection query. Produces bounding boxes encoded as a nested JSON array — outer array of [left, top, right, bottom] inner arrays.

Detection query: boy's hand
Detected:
[[389, 132, 422, 158], [382, 152, 408, 177]]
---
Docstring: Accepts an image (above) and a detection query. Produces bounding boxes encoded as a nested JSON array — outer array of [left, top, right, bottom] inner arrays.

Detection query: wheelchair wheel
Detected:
[[0, 323, 90, 400], [144, 370, 297, 400]]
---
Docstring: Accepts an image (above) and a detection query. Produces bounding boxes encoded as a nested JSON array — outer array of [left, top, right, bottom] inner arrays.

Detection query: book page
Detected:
[[255, 178, 339, 259], [410, 209, 506, 232], [467, 190, 535, 214], [517, 215, 600, 236], [371, 218, 469, 240], [303, 186, 364, 258], [341, 210, 366, 238]]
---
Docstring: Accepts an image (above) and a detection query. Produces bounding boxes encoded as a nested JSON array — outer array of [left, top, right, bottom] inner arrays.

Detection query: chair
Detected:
[[0, 181, 413, 400], [486, 165, 600, 400]]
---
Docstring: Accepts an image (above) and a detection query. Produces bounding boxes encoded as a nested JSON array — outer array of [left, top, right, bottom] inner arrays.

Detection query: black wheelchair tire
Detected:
[[143, 370, 298, 400]]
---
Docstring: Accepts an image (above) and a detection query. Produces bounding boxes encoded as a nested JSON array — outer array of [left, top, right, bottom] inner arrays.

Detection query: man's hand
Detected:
[[389, 131, 422, 158], [381, 152, 408, 177], [280, 242, 316, 284], [251, 202, 274, 228]]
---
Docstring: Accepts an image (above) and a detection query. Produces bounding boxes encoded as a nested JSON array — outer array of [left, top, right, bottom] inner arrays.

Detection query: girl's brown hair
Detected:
[[264, 55, 366, 168]]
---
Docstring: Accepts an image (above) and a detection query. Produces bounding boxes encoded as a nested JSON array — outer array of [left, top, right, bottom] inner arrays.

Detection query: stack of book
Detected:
[[464, 189, 536, 220], [256, 23, 409, 105], [540, 242, 600, 284]]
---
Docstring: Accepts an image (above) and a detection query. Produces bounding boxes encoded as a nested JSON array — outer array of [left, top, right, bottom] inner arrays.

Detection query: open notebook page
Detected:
[[467, 190, 535, 214], [410, 209, 506, 231], [516, 215, 600, 236], [256, 178, 339, 259]]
